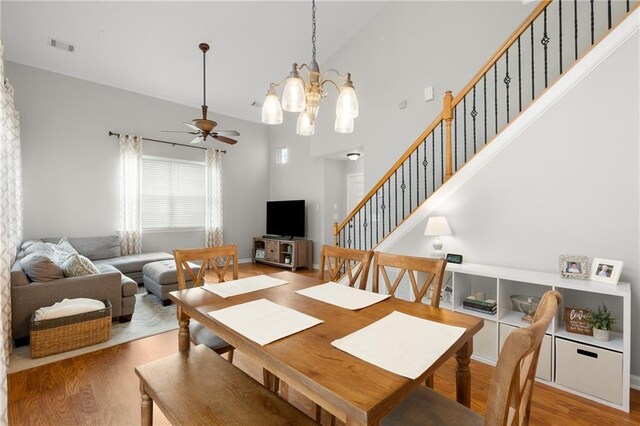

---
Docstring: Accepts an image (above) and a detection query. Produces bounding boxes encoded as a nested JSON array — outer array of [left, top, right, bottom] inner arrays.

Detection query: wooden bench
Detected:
[[134, 345, 317, 425]]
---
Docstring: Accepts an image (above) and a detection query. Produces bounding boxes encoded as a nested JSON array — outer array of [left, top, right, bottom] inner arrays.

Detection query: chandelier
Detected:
[[261, 0, 359, 135]]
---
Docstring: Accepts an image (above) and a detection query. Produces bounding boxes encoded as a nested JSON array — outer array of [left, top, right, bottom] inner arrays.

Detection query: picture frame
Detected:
[[255, 248, 265, 260], [590, 258, 624, 285], [558, 255, 590, 280]]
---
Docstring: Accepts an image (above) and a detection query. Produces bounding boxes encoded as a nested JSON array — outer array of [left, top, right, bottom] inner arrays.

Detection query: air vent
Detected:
[[48, 38, 75, 53]]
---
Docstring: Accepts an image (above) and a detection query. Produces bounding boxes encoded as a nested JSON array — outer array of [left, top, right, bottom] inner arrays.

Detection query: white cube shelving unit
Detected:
[[441, 262, 631, 412]]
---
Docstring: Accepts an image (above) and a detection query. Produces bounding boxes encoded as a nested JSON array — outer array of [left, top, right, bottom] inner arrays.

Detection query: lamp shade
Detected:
[[296, 111, 315, 136], [335, 115, 354, 133], [282, 77, 306, 112], [336, 85, 359, 118], [262, 92, 283, 125], [424, 216, 452, 236]]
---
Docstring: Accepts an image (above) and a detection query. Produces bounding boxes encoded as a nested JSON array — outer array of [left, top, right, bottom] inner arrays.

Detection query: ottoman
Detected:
[[143, 260, 201, 306]]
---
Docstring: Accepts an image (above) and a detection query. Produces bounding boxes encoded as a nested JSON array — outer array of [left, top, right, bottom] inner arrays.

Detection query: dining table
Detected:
[[169, 271, 484, 426]]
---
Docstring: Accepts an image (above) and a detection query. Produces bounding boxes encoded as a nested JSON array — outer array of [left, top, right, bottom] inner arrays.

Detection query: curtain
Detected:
[[204, 147, 223, 247], [119, 134, 143, 255], [0, 40, 23, 424]]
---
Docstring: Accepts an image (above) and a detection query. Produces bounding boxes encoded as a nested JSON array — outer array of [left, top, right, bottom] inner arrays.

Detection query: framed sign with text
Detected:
[[564, 307, 593, 336]]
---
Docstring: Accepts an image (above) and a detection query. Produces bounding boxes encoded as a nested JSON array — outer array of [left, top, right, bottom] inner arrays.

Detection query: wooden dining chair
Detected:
[[373, 252, 447, 307], [174, 245, 238, 361], [319, 245, 374, 289], [381, 290, 562, 426]]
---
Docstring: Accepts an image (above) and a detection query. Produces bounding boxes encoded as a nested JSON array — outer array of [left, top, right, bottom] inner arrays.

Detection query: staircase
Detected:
[[334, 0, 639, 250]]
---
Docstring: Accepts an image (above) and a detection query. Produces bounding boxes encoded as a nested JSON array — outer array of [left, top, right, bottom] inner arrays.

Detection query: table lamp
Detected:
[[424, 216, 453, 258]]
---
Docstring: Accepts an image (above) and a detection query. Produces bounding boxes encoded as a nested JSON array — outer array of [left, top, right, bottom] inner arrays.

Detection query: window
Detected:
[[142, 156, 205, 230], [276, 146, 288, 165]]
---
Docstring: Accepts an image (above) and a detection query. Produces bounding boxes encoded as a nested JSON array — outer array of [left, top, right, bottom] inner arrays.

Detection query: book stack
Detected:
[[462, 296, 497, 315]]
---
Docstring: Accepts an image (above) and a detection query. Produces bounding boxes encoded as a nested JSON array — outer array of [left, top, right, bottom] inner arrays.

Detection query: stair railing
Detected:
[[335, 0, 638, 250]]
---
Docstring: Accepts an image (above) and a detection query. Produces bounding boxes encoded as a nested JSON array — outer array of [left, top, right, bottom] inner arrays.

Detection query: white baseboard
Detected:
[[238, 258, 252, 264], [631, 374, 640, 390]]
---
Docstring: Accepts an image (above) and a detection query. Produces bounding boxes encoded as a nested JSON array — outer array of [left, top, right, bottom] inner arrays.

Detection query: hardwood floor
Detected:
[[8, 263, 640, 425]]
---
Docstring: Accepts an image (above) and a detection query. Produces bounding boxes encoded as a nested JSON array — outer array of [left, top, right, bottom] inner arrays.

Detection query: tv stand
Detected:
[[252, 237, 312, 272]]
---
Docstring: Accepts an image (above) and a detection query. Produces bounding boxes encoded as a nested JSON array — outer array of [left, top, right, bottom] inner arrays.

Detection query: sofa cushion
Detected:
[[20, 253, 65, 282], [60, 253, 100, 277], [94, 252, 173, 274], [67, 235, 121, 261], [96, 264, 138, 297], [142, 260, 200, 285]]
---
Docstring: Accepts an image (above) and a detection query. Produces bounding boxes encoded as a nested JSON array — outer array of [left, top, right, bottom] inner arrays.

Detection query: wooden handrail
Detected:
[[451, 0, 552, 107], [335, 112, 444, 231]]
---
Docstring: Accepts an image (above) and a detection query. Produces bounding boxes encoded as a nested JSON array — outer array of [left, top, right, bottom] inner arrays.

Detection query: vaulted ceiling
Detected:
[[1, 1, 385, 122]]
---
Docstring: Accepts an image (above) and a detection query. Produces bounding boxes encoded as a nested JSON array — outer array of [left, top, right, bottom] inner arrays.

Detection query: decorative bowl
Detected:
[[510, 295, 541, 323]]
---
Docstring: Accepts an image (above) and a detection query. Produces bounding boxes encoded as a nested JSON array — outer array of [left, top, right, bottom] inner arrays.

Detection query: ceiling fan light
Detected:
[[296, 111, 315, 136], [282, 77, 307, 112], [336, 85, 359, 118], [334, 115, 354, 134], [262, 92, 283, 125]]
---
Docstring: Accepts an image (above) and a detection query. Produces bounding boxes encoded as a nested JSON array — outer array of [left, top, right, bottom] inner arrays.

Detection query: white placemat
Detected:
[[331, 311, 466, 379], [208, 298, 323, 346], [296, 282, 390, 310], [202, 275, 288, 298]]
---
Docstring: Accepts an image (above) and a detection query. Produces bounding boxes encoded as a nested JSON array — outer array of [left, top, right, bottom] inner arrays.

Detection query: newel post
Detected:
[[443, 91, 454, 182]]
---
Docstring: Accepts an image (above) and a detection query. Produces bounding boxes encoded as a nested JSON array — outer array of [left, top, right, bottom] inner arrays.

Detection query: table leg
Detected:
[[455, 340, 473, 407], [262, 368, 280, 393], [177, 307, 190, 353], [140, 383, 153, 426]]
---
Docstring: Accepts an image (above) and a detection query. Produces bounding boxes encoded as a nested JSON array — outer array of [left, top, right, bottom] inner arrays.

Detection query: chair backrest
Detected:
[[372, 252, 447, 307], [318, 245, 373, 289], [484, 290, 561, 426], [173, 245, 239, 290]]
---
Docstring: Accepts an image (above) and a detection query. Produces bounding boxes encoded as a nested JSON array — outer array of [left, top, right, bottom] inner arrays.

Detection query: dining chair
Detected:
[[173, 245, 238, 361], [319, 245, 374, 289], [381, 290, 562, 426], [373, 252, 447, 307]]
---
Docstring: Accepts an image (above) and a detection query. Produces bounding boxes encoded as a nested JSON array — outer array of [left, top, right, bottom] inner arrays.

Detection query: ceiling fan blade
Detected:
[[161, 130, 199, 135], [183, 122, 201, 132], [214, 130, 240, 137], [213, 135, 238, 145], [190, 136, 204, 144]]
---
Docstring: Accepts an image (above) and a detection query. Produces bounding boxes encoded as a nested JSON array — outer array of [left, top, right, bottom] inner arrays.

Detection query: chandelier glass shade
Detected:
[[261, 0, 358, 135]]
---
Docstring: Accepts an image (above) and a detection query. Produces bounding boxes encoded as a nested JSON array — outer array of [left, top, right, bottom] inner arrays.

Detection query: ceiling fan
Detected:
[[163, 43, 240, 145]]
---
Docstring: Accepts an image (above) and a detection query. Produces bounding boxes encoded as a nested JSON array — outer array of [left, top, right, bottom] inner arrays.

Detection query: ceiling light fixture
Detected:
[[261, 0, 358, 136], [347, 152, 361, 161]]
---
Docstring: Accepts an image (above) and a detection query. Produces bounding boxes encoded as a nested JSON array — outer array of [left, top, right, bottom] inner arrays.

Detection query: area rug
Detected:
[[8, 289, 177, 374]]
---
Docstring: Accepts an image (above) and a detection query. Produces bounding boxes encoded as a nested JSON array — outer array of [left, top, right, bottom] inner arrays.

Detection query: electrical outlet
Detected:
[[399, 100, 408, 109]]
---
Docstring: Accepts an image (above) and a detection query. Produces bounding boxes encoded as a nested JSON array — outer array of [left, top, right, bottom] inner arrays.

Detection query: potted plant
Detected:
[[587, 304, 615, 342]]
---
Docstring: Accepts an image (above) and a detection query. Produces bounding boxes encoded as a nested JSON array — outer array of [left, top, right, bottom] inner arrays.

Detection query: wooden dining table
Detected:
[[169, 271, 483, 425]]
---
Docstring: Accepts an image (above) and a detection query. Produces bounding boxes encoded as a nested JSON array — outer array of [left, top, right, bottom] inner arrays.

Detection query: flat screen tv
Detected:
[[266, 200, 305, 238]]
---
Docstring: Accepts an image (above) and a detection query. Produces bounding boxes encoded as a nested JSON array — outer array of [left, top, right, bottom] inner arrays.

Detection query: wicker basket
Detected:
[[30, 300, 112, 358]]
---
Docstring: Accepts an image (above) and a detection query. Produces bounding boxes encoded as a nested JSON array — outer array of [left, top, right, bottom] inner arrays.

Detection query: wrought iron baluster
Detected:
[[416, 146, 419, 209], [607, 0, 612, 29], [431, 132, 436, 193], [483, 75, 487, 144], [388, 180, 391, 233], [471, 86, 478, 152], [381, 185, 385, 237], [375, 189, 379, 244], [454, 106, 458, 171], [574, 0, 578, 60], [559, 0, 563, 74], [590, 0, 595, 45], [531, 23, 535, 100], [494, 64, 498, 133], [517, 36, 522, 112], [504, 50, 511, 123], [463, 96, 468, 162], [369, 200, 373, 249], [401, 163, 406, 219], [423, 139, 428, 199], [627, 0, 630, 12], [408, 156, 412, 214], [394, 170, 398, 227], [358, 210, 361, 250], [440, 121, 444, 181], [347, 220, 351, 248], [542, 8, 550, 88]]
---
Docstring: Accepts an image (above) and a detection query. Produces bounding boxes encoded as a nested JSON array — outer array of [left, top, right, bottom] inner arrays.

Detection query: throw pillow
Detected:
[[20, 253, 65, 282], [60, 253, 100, 277], [56, 237, 78, 255]]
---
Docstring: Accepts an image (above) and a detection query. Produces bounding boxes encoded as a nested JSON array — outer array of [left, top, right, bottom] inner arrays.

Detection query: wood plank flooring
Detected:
[[8, 262, 640, 425]]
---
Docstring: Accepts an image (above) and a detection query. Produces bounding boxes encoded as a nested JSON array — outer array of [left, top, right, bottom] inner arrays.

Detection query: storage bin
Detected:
[[555, 337, 623, 405], [499, 323, 552, 381], [30, 300, 112, 358]]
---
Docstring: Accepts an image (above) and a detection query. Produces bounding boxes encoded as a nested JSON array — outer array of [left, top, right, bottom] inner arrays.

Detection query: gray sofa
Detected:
[[10, 235, 173, 341]]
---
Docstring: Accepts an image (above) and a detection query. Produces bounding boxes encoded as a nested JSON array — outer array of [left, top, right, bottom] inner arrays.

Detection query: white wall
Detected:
[[7, 62, 270, 259], [391, 31, 640, 375], [269, 1, 535, 255]]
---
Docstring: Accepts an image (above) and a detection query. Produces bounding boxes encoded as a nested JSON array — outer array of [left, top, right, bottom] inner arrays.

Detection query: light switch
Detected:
[[424, 87, 434, 102]]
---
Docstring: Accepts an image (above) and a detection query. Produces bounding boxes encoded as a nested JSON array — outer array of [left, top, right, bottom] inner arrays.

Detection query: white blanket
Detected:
[[34, 298, 105, 321]]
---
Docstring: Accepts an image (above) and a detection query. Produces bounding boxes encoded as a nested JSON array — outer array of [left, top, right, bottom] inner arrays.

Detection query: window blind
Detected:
[[142, 157, 205, 230]]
